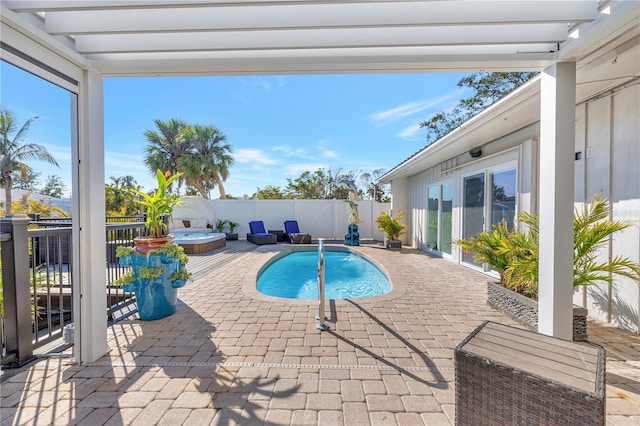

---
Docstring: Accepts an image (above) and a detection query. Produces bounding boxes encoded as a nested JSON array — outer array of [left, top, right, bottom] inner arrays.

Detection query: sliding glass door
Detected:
[[461, 166, 517, 268], [491, 168, 517, 230], [426, 182, 453, 255], [462, 173, 485, 265]]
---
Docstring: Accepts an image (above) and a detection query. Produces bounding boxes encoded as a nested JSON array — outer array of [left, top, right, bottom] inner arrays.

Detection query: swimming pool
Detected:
[[257, 249, 391, 299]]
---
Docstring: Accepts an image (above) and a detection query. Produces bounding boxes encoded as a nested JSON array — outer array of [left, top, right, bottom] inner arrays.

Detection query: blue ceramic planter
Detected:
[[120, 252, 188, 321]]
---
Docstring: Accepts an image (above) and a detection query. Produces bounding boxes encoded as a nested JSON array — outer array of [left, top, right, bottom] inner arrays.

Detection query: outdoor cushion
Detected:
[[249, 220, 268, 234], [248, 221, 277, 245], [283, 220, 311, 244]]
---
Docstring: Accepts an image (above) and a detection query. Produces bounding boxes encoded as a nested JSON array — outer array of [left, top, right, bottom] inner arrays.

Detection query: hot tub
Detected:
[[172, 232, 226, 254]]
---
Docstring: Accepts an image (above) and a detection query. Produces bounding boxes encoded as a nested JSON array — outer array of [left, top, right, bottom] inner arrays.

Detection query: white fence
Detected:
[[176, 197, 389, 241]]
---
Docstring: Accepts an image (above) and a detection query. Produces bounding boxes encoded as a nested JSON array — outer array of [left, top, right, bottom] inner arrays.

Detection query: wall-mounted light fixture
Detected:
[[469, 147, 482, 158]]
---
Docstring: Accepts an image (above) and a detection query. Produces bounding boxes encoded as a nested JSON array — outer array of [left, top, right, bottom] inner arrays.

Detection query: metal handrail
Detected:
[[316, 238, 329, 331]]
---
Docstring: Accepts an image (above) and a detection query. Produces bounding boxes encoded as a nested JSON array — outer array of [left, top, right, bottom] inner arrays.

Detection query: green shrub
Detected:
[[375, 210, 407, 240]]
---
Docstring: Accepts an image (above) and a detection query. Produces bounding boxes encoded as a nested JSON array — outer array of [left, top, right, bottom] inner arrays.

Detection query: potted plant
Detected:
[[130, 169, 184, 254], [215, 219, 227, 233], [375, 210, 406, 249], [225, 220, 239, 240], [455, 195, 640, 341], [114, 170, 191, 320]]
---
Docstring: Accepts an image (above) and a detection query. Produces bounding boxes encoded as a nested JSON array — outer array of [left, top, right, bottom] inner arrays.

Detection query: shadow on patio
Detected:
[[2, 242, 640, 424]]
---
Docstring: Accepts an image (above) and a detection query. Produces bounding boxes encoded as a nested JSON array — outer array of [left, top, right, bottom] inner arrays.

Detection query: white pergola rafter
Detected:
[[3, 0, 599, 76]]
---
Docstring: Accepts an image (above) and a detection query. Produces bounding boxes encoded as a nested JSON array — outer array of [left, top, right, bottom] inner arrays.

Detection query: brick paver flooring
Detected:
[[2, 243, 640, 425]]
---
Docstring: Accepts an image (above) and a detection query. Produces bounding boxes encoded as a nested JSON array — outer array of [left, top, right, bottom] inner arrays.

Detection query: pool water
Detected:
[[257, 250, 391, 299]]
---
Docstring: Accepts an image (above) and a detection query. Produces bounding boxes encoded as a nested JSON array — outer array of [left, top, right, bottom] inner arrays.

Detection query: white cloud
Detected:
[[104, 151, 149, 172], [368, 90, 463, 127], [397, 123, 422, 138], [321, 149, 337, 158], [283, 163, 328, 175], [313, 139, 337, 158], [40, 143, 72, 162], [233, 148, 280, 165], [272, 145, 309, 158]]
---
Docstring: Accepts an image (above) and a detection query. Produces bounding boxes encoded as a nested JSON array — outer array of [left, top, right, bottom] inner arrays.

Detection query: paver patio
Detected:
[[2, 241, 640, 425]]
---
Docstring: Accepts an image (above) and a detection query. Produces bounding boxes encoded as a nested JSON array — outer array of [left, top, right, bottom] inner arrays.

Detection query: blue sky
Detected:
[[1, 60, 469, 198]]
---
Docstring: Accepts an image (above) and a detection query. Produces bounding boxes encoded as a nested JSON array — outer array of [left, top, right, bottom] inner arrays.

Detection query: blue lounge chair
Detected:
[[284, 220, 311, 244], [247, 221, 277, 245]]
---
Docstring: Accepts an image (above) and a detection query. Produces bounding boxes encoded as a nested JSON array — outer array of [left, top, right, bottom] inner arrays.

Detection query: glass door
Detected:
[[490, 168, 517, 230], [441, 183, 453, 254], [462, 173, 485, 265], [427, 186, 439, 250]]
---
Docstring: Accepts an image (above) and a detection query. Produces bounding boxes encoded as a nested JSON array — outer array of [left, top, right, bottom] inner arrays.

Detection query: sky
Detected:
[[1, 60, 470, 198]]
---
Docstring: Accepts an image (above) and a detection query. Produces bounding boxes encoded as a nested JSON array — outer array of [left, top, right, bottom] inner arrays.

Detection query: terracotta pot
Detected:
[[133, 235, 175, 254]]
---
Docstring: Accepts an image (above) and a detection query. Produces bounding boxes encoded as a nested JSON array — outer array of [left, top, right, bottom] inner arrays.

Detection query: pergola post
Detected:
[[72, 69, 109, 363], [537, 62, 576, 340]]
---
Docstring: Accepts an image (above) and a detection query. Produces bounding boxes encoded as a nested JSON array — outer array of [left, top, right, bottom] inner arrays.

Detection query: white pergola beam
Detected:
[[8, 0, 598, 15], [86, 44, 558, 60], [74, 24, 567, 54], [43, 1, 597, 34]]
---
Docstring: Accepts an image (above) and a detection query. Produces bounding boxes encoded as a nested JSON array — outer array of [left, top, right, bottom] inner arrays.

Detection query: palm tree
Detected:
[[143, 118, 189, 189], [0, 107, 59, 215], [180, 124, 233, 199]]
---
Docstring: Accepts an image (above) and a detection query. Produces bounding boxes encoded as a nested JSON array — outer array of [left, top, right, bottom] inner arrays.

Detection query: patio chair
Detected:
[[247, 221, 277, 245], [283, 220, 312, 244]]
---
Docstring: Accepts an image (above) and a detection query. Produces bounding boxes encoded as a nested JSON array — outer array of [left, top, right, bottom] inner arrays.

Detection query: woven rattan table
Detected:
[[455, 321, 605, 425]]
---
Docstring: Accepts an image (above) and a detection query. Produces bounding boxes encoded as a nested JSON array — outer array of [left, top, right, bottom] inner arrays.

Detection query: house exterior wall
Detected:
[[408, 124, 538, 262], [573, 83, 640, 332], [404, 81, 640, 333]]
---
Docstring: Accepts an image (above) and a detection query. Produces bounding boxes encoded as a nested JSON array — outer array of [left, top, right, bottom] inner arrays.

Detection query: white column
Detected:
[[538, 62, 576, 340], [390, 177, 409, 244], [72, 69, 109, 363]]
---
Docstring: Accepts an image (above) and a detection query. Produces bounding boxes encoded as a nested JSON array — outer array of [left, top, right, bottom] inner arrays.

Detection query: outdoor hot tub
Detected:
[[172, 232, 226, 254]]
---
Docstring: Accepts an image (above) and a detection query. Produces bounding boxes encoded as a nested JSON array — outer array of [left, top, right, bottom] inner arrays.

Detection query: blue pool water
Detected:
[[257, 250, 391, 299]]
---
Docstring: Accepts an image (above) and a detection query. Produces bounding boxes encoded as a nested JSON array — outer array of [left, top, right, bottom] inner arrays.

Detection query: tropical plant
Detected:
[[105, 175, 140, 216], [456, 195, 640, 300], [5, 192, 70, 217], [131, 169, 183, 238], [226, 220, 239, 233], [454, 220, 513, 285], [143, 118, 188, 189], [215, 219, 227, 233], [144, 119, 233, 199], [180, 124, 233, 199], [0, 107, 59, 215], [375, 210, 407, 241]]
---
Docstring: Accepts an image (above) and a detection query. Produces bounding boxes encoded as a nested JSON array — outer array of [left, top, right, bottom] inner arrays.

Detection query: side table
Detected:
[[268, 229, 285, 242]]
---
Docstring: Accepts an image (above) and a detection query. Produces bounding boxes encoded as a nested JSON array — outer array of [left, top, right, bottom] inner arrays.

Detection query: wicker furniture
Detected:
[[455, 321, 605, 426], [268, 229, 285, 242], [283, 220, 312, 244], [247, 221, 277, 245]]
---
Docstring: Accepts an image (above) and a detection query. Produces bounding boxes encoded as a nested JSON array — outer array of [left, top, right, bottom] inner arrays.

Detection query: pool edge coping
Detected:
[[242, 244, 407, 305]]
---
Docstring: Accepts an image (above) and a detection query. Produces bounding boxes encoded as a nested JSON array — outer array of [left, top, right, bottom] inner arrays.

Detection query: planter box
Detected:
[[225, 232, 238, 241], [487, 281, 588, 341], [385, 238, 402, 249]]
